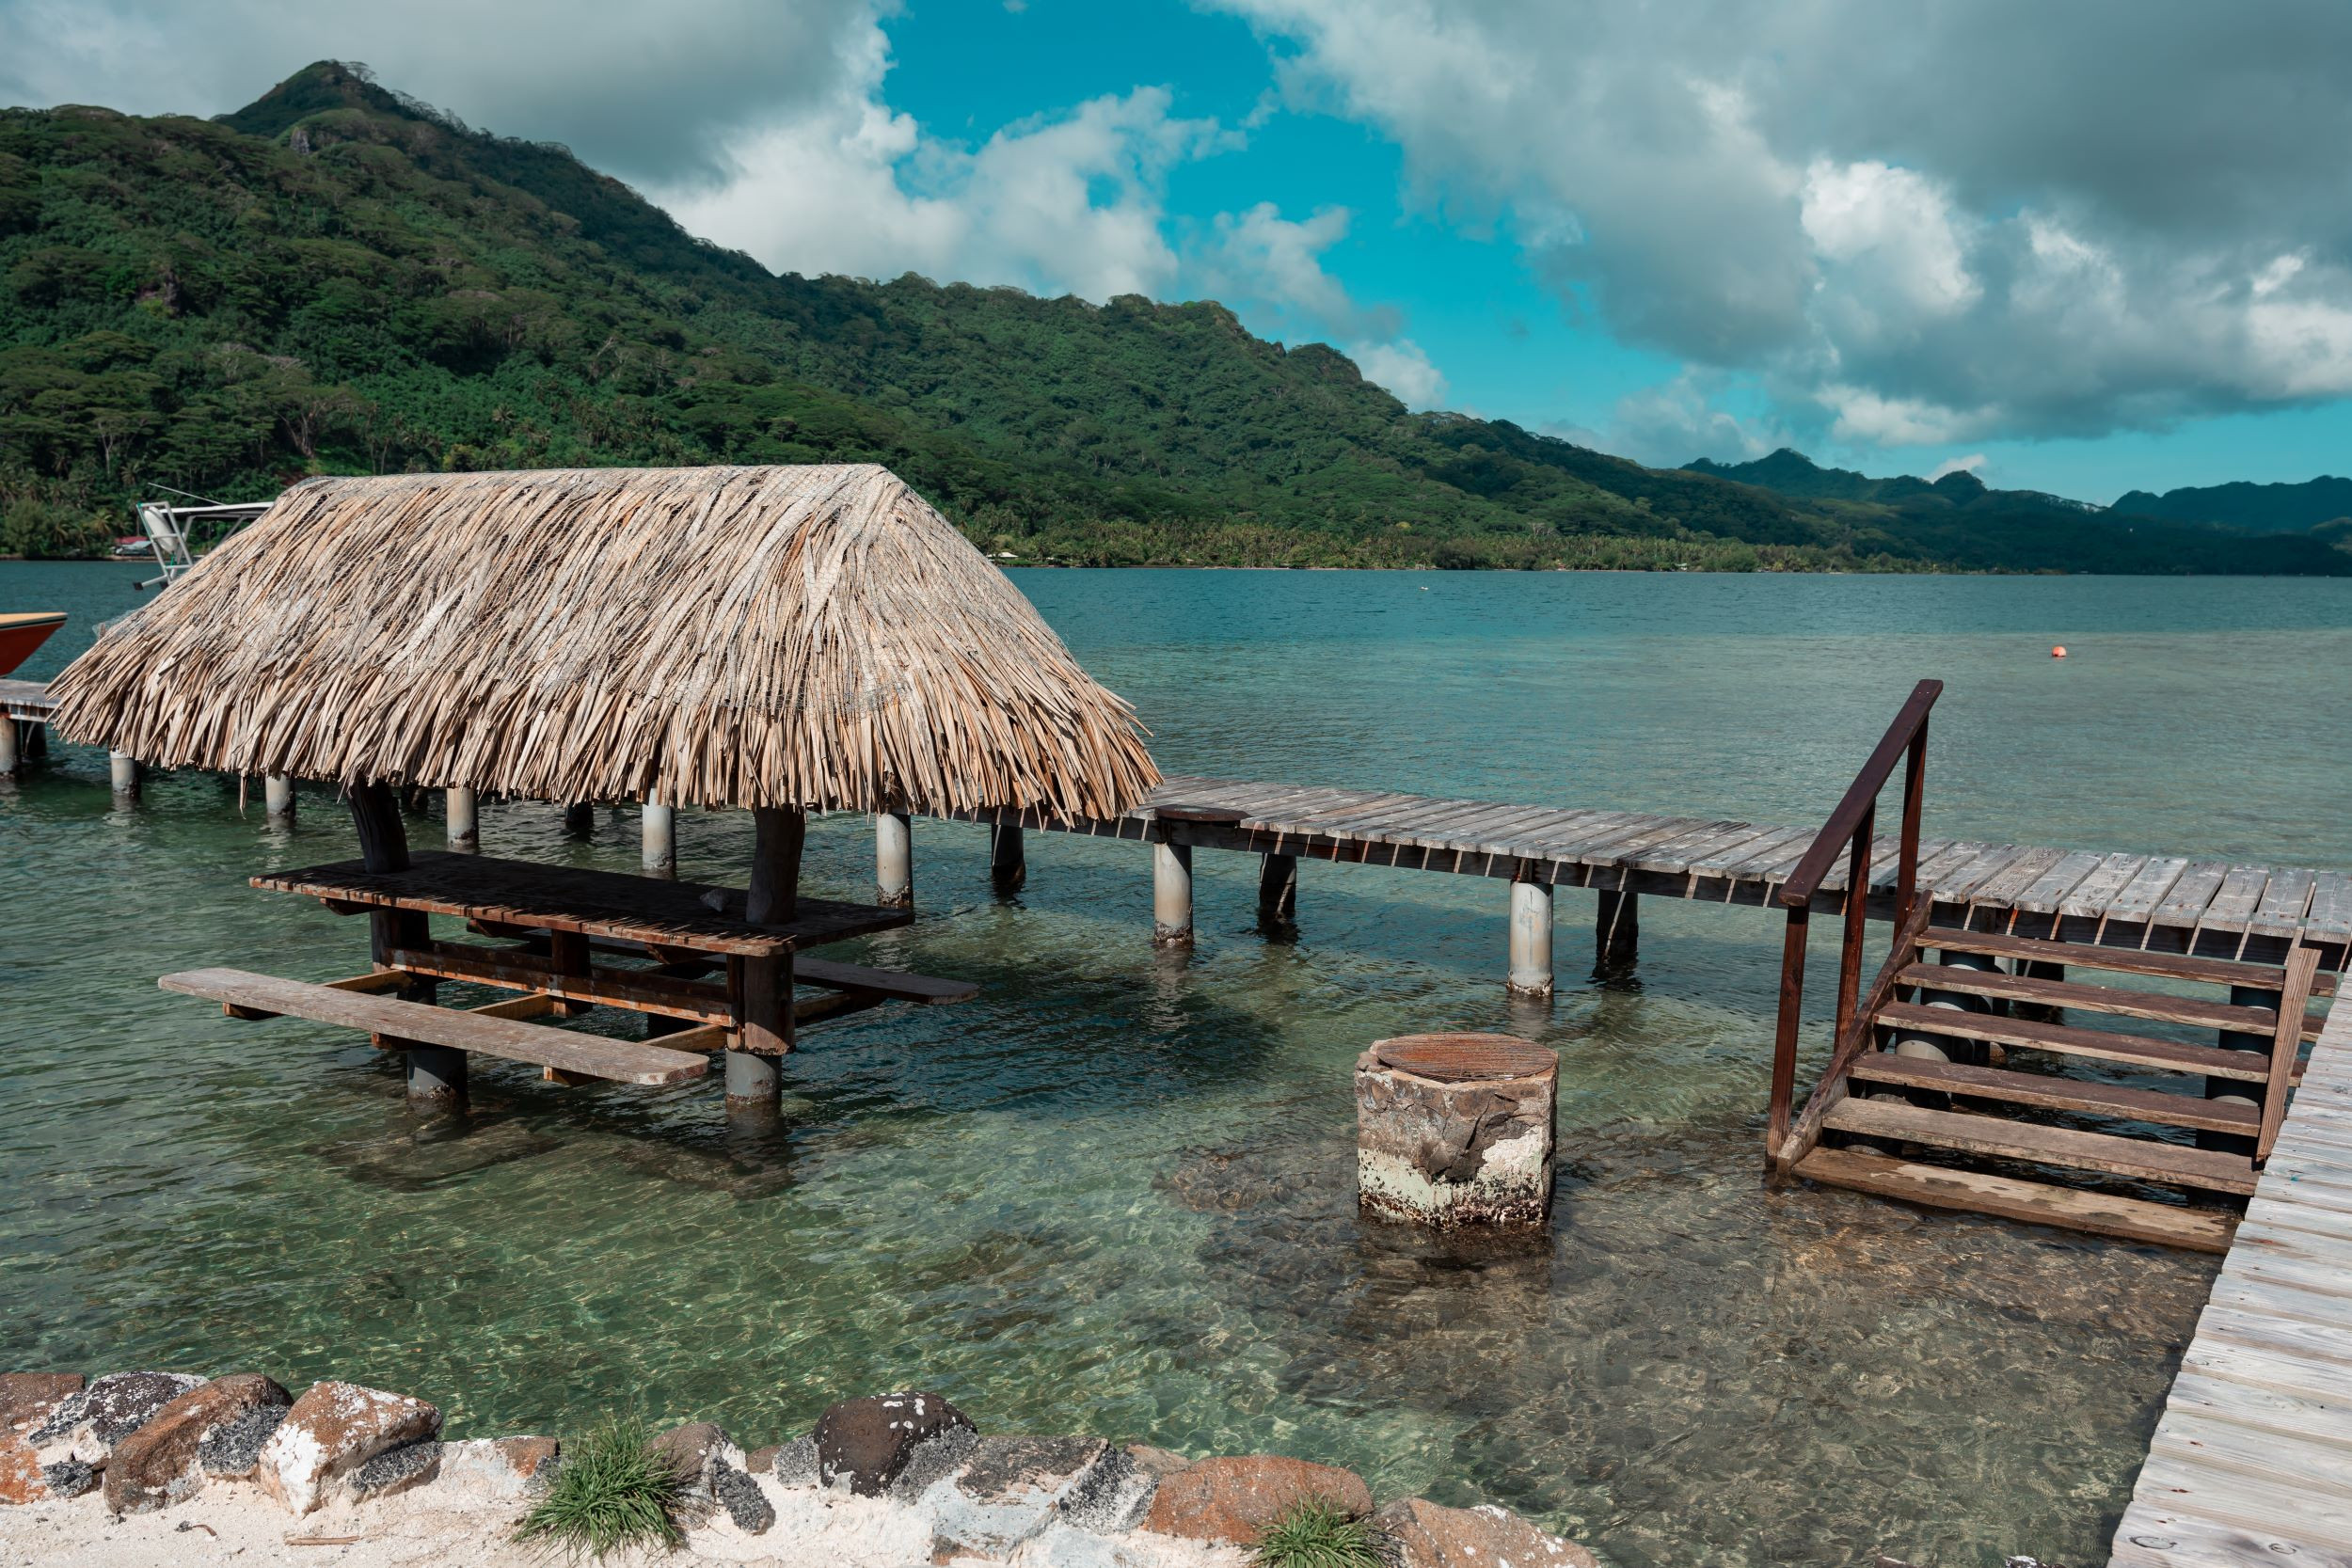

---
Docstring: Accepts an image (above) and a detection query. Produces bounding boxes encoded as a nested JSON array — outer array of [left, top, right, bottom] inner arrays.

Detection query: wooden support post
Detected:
[[109, 751, 140, 801], [642, 797, 675, 877], [876, 809, 913, 908], [1153, 840, 1193, 946], [1507, 875, 1553, 997], [2202, 977, 2279, 1155], [349, 782, 435, 1006], [1596, 889, 1639, 971], [731, 806, 804, 1117], [445, 787, 478, 851], [0, 719, 18, 779], [265, 774, 295, 822], [1258, 852, 1298, 926], [563, 801, 595, 836], [989, 822, 1026, 894]]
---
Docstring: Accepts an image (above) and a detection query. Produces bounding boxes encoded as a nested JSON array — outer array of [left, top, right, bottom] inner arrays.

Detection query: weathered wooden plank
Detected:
[[2153, 861, 2234, 929], [2311, 872, 2352, 939], [386, 942, 733, 1023], [2014, 848, 2110, 915], [2105, 854, 2194, 926], [2060, 851, 2152, 920], [2109, 1511, 2352, 1568], [2255, 868, 2322, 940], [1966, 844, 2071, 914], [1846, 1055, 2260, 1133], [1900, 962, 2286, 1033], [1921, 926, 2303, 992], [793, 956, 978, 1005], [160, 967, 709, 1085], [2202, 864, 2275, 933], [1820, 1097, 2258, 1192], [1792, 1147, 2233, 1252]]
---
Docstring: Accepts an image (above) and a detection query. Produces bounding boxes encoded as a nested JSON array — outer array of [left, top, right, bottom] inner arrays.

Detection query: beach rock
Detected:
[[1121, 1444, 1192, 1481], [1059, 1445, 1158, 1534], [0, 1374, 86, 1505], [652, 1420, 745, 1502], [29, 1371, 205, 1468], [744, 1444, 781, 1476], [37, 1461, 97, 1500], [434, 1436, 559, 1499], [1016, 1522, 1168, 1568], [1373, 1498, 1598, 1568], [257, 1381, 442, 1514], [103, 1374, 291, 1514], [199, 1404, 287, 1480], [349, 1439, 443, 1502], [1140, 1455, 1373, 1545], [910, 1435, 1113, 1559], [886, 1421, 979, 1502], [768, 1433, 820, 1487], [816, 1391, 975, 1497], [712, 1460, 774, 1534]]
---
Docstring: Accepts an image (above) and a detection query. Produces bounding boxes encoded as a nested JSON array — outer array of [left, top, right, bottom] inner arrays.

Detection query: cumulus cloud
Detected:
[[1348, 340, 1447, 407], [1549, 371, 1792, 467], [1215, 0, 2352, 444]]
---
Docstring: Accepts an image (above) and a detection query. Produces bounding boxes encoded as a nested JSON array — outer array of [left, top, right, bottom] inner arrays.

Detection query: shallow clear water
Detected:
[[8, 562, 2352, 1566]]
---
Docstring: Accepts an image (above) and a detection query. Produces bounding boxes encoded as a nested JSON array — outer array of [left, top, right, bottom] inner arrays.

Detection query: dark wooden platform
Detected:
[[252, 851, 912, 957], [946, 774, 2352, 966], [0, 677, 56, 722]]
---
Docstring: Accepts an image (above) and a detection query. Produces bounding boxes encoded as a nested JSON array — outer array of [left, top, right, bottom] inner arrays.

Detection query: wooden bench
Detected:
[[160, 968, 710, 1085]]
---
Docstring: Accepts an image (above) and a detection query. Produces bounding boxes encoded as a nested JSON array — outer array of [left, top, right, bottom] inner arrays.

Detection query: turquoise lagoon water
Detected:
[[8, 562, 2352, 1566]]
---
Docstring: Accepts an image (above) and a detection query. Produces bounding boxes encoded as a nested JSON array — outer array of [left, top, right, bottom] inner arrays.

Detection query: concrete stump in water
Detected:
[[1357, 1034, 1558, 1229]]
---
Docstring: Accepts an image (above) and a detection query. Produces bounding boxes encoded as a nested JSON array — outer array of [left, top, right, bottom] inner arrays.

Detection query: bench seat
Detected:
[[160, 967, 709, 1085]]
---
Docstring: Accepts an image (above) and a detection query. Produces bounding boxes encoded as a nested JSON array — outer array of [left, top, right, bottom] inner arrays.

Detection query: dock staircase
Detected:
[[1767, 683, 2334, 1252]]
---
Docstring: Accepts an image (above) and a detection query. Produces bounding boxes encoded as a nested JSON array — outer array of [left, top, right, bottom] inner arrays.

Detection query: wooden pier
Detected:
[[2108, 991, 2352, 1565]]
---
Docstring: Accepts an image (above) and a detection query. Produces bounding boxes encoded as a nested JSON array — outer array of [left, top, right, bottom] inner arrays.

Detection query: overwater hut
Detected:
[[51, 464, 1160, 1116]]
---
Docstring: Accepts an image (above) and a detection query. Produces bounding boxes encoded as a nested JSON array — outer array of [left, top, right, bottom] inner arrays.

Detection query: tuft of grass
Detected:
[[514, 1419, 685, 1560], [1250, 1498, 1388, 1568]]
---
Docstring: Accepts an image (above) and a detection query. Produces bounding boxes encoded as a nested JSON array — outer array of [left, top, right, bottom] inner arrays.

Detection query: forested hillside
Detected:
[[2113, 475, 2352, 533], [1, 62, 2343, 575]]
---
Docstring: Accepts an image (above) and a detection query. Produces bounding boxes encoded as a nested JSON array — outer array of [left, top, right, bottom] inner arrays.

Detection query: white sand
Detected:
[[0, 1473, 1247, 1568]]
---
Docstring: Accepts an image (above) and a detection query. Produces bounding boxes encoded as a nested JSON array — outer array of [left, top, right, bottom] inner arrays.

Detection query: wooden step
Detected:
[[1792, 1147, 2235, 1253], [1875, 999, 2280, 1083], [1822, 1096, 2259, 1194], [161, 967, 709, 1085], [1848, 1053, 2263, 1135], [1923, 925, 2340, 998], [1900, 961, 2287, 1033]]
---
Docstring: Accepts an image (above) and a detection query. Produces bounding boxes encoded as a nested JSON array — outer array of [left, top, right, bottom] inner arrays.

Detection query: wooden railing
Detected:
[[1767, 679, 1943, 1174]]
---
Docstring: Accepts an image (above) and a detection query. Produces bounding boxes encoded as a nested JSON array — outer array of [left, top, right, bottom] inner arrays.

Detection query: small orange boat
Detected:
[[0, 611, 66, 677]]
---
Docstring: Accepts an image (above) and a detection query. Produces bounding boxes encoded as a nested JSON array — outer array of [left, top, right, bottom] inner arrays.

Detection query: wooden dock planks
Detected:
[[2108, 991, 2352, 1564], [946, 775, 2352, 965]]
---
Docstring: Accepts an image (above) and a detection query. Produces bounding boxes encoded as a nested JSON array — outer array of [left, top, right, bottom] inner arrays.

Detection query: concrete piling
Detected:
[[404, 1043, 468, 1111], [263, 774, 295, 822], [563, 801, 595, 836], [446, 787, 479, 851], [1507, 878, 1554, 996], [1358, 1034, 1559, 1229], [1152, 840, 1194, 946], [642, 797, 675, 877], [876, 810, 914, 908], [109, 751, 140, 802], [0, 719, 17, 779]]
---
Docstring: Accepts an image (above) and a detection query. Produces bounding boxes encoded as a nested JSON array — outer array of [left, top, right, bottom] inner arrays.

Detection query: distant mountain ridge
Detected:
[[0, 61, 2344, 576], [1685, 449, 1994, 506], [2114, 475, 2352, 533]]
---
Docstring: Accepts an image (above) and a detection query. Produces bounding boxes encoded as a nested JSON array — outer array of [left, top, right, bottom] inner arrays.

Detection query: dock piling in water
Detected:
[[1596, 889, 1640, 972], [1153, 841, 1194, 945], [642, 797, 675, 877], [404, 1043, 468, 1111], [876, 810, 914, 908], [1258, 852, 1298, 926], [109, 751, 140, 801], [446, 787, 478, 851], [563, 801, 595, 837], [989, 823, 1026, 893], [1358, 1034, 1559, 1228], [1508, 878, 1553, 996], [0, 718, 17, 779], [265, 774, 295, 822]]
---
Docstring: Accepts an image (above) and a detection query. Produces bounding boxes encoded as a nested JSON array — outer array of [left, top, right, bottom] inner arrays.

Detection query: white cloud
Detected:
[[1552, 371, 1790, 467], [1348, 340, 1447, 407], [1215, 0, 2352, 444], [1929, 453, 1987, 481]]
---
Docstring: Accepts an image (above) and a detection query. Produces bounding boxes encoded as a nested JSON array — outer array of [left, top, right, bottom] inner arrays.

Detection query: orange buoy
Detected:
[[2051, 645, 2068, 658]]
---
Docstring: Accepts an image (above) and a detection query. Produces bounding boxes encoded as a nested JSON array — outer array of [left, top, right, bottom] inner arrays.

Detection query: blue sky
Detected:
[[8, 0, 2351, 504]]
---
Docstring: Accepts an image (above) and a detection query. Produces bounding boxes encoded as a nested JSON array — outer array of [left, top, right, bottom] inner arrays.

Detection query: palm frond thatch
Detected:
[[52, 465, 1159, 817]]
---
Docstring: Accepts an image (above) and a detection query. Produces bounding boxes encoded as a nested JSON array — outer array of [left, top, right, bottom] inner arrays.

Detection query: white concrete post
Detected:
[[109, 751, 140, 801], [446, 787, 479, 851], [0, 719, 18, 779], [265, 774, 296, 822], [876, 810, 913, 908], [1507, 878, 1554, 996], [1153, 840, 1194, 946], [642, 797, 675, 876]]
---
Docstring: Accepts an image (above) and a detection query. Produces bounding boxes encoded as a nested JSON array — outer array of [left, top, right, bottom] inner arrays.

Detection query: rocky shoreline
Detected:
[[0, 1370, 1600, 1567]]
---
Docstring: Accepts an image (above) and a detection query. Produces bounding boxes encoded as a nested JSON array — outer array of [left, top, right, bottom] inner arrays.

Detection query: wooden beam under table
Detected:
[[384, 941, 733, 1023]]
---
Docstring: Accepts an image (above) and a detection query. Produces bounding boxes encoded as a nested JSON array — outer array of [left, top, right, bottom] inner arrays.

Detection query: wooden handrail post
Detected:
[[1896, 719, 1928, 930], [1770, 905, 1810, 1156], [1834, 806, 1874, 1049]]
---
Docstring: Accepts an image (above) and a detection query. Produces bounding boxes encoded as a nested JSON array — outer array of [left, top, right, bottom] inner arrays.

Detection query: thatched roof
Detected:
[[53, 465, 1159, 817]]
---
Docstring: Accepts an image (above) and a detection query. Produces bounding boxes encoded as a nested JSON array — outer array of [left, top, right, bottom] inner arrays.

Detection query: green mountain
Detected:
[[0, 61, 2344, 577], [2113, 475, 2352, 533]]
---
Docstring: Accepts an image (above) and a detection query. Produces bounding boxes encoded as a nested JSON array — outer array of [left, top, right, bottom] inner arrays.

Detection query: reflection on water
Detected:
[[8, 562, 2347, 1565]]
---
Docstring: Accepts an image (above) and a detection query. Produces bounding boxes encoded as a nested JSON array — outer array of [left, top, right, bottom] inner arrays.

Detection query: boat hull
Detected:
[[0, 611, 66, 678]]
